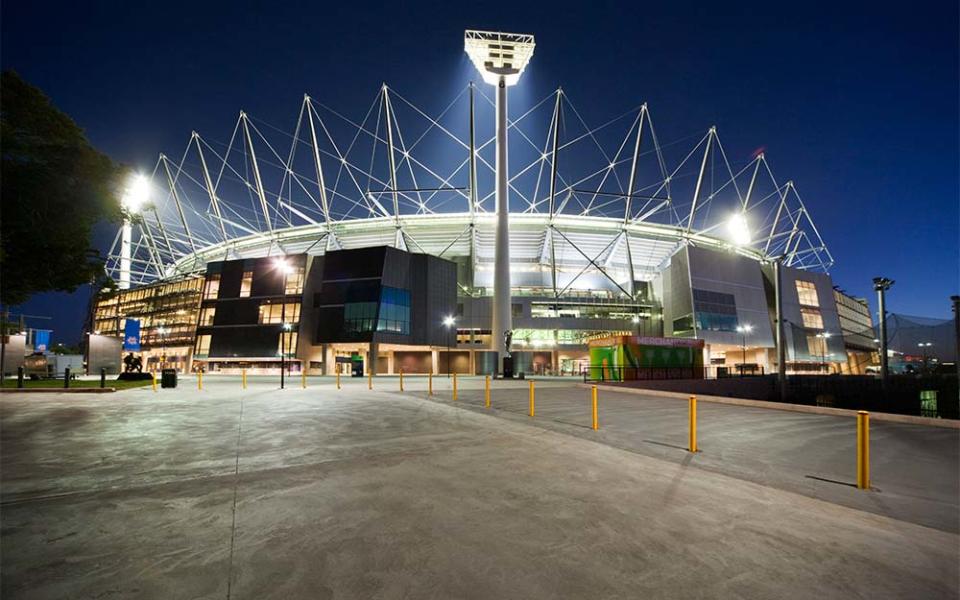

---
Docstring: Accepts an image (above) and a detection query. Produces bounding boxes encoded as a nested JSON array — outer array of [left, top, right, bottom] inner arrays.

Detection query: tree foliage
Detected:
[[1, 70, 123, 306]]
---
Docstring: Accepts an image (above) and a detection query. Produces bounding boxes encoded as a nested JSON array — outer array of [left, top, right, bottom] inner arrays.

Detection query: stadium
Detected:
[[87, 30, 872, 379]]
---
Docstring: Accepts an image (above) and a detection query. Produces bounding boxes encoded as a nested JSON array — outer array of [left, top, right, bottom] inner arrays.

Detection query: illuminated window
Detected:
[[795, 281, 819, 307], [258, 302, 300, 324], [801, 307, 823, 329], [199, 307, 216, 327], [203, 274, 220, 300], [194, 334, 211, 357], [240, 271, 253, 297], [278, 331, 298, 357], [285, 267, 305, 295]]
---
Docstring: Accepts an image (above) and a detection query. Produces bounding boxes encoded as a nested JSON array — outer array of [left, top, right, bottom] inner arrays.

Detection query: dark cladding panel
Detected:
[[208, 326, 281, 358], [323, 246, 386, 280], [212, 299, 262, 326]]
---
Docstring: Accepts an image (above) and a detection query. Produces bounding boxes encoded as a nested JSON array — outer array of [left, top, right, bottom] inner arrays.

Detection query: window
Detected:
[[801, 307, 824, 329], [258, 302, 301, 324], [376, 286, 410, 335], [203, 274, 220, 300], [195, 334, 211, 357], [240, 271, 253, 297], [795, 281, 819, 307], [285, 266, 305, 295], [199, 307, 216, 327], [278, 331, 298, 357], [692, 289, 738, 332], [512, 303, 524, 317], [672, 314, 695, 335]]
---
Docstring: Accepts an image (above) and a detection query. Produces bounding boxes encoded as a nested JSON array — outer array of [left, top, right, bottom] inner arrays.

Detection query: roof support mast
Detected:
[[468, 82, 478, 279], [305, 97, 339, 250], [382, 85, 404, 249], [160, 154, 197, 255], [240, 111, 273, 235], [686, 127, 715, 234], [622, 104, 647, 299], [192, 132, 228, 243], [547, 88, 562, 301]]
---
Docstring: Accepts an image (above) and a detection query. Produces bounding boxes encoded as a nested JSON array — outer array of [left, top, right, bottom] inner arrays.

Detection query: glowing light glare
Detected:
[[726, 213, 751, 246], [122, 174, 151, 214], [273, 257, 294, 274], [443, 316, 456, 327], [631, 315, 640, 324], [736, 324, 753, 334]]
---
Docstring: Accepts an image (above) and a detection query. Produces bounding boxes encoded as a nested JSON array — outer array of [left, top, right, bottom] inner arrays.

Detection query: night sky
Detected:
[[3, 0, 957, 344]]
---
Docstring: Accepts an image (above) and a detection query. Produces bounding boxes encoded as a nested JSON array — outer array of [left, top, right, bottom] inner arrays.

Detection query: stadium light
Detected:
[[122, 173, 151, 215], [464, 30, 536, 374], [726, 212, 751, 246]]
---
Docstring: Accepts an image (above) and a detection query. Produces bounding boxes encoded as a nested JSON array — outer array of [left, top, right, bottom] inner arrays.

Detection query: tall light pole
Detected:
[[736, 324, 753, 376], [276, 258, 293, 389], [157, 326, 168, 370], [873, 277, 894, 386], [443, 315, 455, 378], [464, 30, 535, 376]]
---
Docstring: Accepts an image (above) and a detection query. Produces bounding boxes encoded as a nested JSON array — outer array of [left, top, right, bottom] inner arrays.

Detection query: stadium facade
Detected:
[[86, 30, 879, 377]]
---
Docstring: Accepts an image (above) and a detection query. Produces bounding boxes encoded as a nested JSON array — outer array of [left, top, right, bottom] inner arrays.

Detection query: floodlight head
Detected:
[[872, 277, 894, 291], [726, 212, 751, 246], [464, 29, 536, 87], [443, 315, 456, 327], [631, 315, 640, 324], [121, 173, 151, 214], [737, 324, 753, 333]]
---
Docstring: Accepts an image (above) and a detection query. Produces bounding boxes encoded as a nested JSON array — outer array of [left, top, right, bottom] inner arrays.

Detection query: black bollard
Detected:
[[64, 367, 70, 389], [100, 367, 106, 388], [17, 366, 24, 389]]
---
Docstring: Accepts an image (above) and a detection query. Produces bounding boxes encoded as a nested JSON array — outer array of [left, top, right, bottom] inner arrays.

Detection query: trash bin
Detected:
[[161, 369, 177, 389]]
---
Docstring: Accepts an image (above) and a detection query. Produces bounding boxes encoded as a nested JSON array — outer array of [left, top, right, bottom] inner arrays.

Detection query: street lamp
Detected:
[[464, 30, 535, 375], [873, 277, 894, 385], [735, 324, 753, 376], [156, 326, 168, 370], [443, 315, 456, 378], [275, 257, 294, 389], [815, 332, 833, 374]]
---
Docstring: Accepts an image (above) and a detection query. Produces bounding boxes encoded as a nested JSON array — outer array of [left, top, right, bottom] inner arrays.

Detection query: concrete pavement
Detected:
[[1, 376, 957, 599]]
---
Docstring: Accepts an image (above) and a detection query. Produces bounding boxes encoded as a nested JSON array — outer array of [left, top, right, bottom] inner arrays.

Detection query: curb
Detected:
[[579, 383, 959, 429]]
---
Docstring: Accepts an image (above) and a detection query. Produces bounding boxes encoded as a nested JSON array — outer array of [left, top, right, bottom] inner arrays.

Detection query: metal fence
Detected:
[[581, 365, 764, 383]]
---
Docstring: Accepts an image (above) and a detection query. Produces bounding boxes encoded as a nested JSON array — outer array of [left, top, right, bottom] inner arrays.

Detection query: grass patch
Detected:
[[0, 378, 154, 390]]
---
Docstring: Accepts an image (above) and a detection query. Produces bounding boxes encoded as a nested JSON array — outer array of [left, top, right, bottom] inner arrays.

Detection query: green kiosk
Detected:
[[587, 335, 705, 381]]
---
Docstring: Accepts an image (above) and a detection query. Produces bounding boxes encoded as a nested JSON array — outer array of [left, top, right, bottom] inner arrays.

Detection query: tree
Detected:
[[1, 70, 123, 307]]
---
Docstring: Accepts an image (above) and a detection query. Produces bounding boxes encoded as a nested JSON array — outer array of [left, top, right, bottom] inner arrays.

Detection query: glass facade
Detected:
[[92, 277, 204, 349], [377, 287, 410, 335], [795, 280, 819, 307], [800, 307, 824, 329]]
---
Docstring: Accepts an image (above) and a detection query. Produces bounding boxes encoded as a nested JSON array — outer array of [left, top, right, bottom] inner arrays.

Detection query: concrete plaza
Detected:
[[1, 375, 958, 599]]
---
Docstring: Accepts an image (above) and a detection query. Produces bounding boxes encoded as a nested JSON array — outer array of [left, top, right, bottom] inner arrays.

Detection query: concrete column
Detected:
[[387, 351, 395, 375], [491, 75, 512, 374], [321, 344, 330, 375], [368, 341, 378, 376], [431, 349, 439, 375]]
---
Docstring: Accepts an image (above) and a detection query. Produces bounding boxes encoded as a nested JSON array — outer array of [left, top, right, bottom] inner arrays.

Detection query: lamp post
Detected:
[[918, 342, 932, 373], [443, 315, 455, 378], [815, 332, 832, 374], [873, 277, 894, 386], [464, 30, 535, 376], [119, 174, 152, 290], [735, 324, 753, 376], [275, 257, 294, 389]]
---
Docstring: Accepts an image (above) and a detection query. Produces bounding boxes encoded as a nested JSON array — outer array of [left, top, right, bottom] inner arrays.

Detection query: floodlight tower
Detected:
[[464, 29, 536, 371], [119, 174, 151, 290]]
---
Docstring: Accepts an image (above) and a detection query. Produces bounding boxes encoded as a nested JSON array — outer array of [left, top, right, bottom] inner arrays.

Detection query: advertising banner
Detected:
[[123, 319, 141, 351]]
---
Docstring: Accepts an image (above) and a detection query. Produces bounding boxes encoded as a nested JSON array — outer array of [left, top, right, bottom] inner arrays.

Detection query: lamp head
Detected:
[[443, 316, 456, 327], [464, 30, 536, 87], [726, 212, 751, 246], [121, 173, 151, 215]]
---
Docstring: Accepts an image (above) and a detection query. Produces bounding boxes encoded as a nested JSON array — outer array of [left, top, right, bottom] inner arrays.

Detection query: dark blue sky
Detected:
[[3, 0, 958, 343]]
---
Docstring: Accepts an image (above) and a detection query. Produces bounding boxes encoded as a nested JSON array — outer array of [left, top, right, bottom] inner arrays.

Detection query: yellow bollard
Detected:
[[152, 371, 157, 392], [592, 385, 598, 430], [242, 368, 247, 390], [452, 373, 458, 401], [368, 370, 372, 390], [336, 369, 341, 390], [428, 372, 433, 395], [485, 375, 490, 408], [688, 395, 697, 452], [529, 381, 535, 417], [399, 369, 404, 392], [198, 370, 203, 391], [857, 411, 870, 490], [301, 370, 306, 389]]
